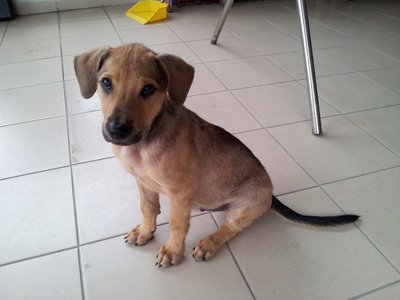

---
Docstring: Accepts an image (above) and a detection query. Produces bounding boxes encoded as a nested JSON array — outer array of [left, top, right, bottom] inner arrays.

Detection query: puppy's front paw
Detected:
[[192, 238, 218, 262], [124, 224, 155, 246], [155, 244, 184, 268]]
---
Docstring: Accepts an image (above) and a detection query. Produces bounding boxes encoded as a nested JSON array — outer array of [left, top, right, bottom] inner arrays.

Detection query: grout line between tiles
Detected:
[[0, 21, 9, 45], [57, 12, 86, 300], [348, 279, 400, 300], [0, 246, 78, 268], [209, 213, 257, 300], [103, 6, 123, 44]]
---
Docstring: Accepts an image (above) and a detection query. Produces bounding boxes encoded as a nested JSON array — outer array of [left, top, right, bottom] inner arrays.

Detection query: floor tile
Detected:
[[0, 168, 76, 264], [323, 167, 400, 270], [104, 4, 132, 17], [56, 0, 102, 11], [241, 32, 301, 55], [186, 37, 258, 62], [236, 129, 316, 195], [0, 82, 65, 126], [0, 250, 82, 300], [68, 111, 114, 163], [361, 68, 400, 96], [358, 281, 400, 300], [206, 56, 292, 89], [268, 116, 400, 184], [266, 50, 353, 80], [335, 26, 399, 44], [65, 80, 101, 115], [214, 187, 399, 299], [0, 57, 62, 90], [0, 117, 70, 179], [312, 13, 366, 29], [59, 7, 107, 23], [151, 42, 201, 64], [187, 64, 226, 96], [110, 16, 143, 30], [295, 22, 359, 49], [63, 55, 76, 80], [0, 38, 60, 64], [233, 81, 339, 127], [323, 45, 400, 71], [119, 26, 180, 45], [307, 73, 400, 113], [60, 19, 116, 37], [73, 158, 167, 244], [81, 214, 253, 300], [348, 106, 400, 156], [372, 42, 400, 61], [225, 17, 285, 36], [186, 91, 261, 134], [6, 13, 58, 28], [264, 11, 303, 33], [2, 24, 59, 44], [169, 22, 233, 42], [61, 33, 121, 56]]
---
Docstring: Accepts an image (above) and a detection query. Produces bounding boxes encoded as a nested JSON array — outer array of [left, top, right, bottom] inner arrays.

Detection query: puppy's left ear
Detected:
[[157, 54, 195, 105], [74, 47, 111, 99]]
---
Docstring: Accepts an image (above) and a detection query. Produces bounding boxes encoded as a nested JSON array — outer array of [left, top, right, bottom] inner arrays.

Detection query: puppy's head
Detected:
[[73, 43, 195, 145]]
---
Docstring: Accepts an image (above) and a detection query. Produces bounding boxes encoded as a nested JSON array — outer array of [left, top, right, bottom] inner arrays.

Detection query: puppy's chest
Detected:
[[116, 146, 165, 192]]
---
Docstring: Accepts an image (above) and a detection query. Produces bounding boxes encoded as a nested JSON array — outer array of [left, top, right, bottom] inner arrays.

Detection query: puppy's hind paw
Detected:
[[192, 238, 218, 262]]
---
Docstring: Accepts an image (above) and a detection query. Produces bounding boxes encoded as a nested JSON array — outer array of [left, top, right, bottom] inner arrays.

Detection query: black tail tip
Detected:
[[346, 214, 360, 223]]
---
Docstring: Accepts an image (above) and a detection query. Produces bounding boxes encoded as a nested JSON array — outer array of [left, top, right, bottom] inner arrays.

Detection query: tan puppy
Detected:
[[74, 43, 359, 268]]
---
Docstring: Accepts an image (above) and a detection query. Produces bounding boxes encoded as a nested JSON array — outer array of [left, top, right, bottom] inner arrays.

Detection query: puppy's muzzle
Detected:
[[103, 119, 142, 145], [106, 119, 132, 140]]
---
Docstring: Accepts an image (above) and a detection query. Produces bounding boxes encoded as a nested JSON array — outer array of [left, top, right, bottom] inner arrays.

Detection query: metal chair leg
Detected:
[[296, 0, 322, 135], [211, 0, 322, 135], [211, 0, 235, 44]]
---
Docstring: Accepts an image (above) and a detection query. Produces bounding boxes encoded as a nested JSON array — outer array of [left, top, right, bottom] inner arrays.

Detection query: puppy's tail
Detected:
[[271, 195, 359, 226]]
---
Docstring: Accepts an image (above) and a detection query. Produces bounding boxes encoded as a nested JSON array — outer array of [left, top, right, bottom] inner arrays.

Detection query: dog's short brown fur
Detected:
[[74, 43, 358, 268]]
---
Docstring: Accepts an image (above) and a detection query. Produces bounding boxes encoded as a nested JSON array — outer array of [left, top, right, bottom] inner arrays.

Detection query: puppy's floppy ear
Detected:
[[74, 47, 111, 99], [157, 54, 195, 105]]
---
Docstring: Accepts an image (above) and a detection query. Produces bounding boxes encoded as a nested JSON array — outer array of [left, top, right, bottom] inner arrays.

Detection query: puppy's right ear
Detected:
[[74, 47, 111, 99]]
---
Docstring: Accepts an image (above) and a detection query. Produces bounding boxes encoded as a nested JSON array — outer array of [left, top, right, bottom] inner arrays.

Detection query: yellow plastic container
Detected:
[[125, 1, 168, 25]]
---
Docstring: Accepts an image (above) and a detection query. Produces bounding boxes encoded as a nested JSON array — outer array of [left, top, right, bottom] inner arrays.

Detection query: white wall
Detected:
[[12, 0, 134, 15]]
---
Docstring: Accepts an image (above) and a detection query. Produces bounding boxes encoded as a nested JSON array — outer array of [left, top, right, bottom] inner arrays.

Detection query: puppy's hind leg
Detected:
[[125, 182, 160, 246], [193, 192, 271, 262]]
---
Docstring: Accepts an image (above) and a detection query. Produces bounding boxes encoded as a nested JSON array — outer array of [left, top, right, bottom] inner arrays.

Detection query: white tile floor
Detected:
[[0, 0, 400, 299]]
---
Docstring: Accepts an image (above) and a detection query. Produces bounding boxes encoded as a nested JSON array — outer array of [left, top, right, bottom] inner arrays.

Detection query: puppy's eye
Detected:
[[140, 84, 156, 98], [101, 78, 112, 91]]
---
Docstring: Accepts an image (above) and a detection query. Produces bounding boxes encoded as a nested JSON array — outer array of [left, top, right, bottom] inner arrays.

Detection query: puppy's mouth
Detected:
[[102, 129, 143, 146]]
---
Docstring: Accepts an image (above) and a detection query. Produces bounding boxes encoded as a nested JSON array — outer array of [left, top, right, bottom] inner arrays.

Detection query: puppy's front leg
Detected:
[[155, 198, 191, 268], [125, 182, 160, 246]]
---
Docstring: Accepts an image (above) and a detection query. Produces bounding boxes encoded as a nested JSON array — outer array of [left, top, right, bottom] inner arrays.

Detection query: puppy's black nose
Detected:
[[106, 119, 133, 140]]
